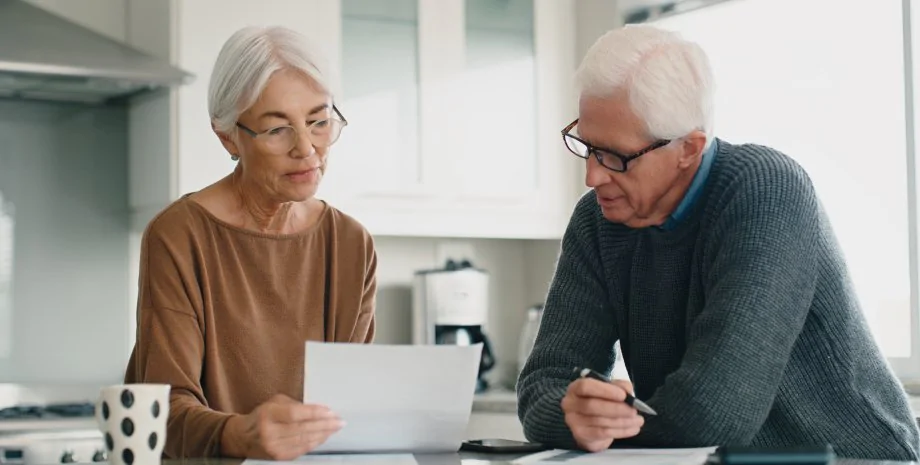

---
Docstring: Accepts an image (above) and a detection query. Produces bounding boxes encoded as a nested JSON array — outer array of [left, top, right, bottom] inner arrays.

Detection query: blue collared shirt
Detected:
[[659, 139, 718, 231]]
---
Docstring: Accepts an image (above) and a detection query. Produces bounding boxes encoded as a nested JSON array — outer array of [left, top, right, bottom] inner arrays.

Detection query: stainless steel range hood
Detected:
[[0, 0, 193, 105]]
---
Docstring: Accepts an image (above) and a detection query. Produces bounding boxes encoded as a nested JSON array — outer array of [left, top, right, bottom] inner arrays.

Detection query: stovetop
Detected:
[[0, 404, 94, 420]]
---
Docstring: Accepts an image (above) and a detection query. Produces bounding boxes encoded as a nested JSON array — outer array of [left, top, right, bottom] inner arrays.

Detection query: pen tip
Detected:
[[635, 400, 658, 416]]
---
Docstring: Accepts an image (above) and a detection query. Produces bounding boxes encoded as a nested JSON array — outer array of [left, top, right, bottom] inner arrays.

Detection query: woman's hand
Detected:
[[221, 394, 344, 459]]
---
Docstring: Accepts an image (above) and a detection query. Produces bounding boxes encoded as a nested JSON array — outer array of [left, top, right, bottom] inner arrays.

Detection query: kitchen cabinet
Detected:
[[128, 0, 581, 239], [322, 0, 580, 239]]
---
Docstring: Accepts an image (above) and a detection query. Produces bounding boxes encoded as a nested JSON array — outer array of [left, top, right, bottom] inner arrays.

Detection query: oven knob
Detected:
[[60, 450, 76, 463], [92, 450, 108, 462]]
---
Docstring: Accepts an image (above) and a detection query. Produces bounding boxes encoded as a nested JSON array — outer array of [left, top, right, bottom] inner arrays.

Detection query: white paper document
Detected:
[[244, 453, 418, 465], [514, 447, 717, 465], [303, 341, 483, 454]]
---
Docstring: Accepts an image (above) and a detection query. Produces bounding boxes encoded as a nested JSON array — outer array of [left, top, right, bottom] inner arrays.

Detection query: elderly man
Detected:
[[516, 24, 920, 461]]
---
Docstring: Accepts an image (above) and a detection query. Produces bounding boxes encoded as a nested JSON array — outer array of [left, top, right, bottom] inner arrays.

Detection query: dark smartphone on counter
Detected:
[[460, 439, 549, 453], [706, 445, 835, 464]]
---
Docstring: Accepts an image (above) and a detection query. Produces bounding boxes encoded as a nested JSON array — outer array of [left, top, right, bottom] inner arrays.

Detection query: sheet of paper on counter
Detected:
[[243, 453, 418, 465], [513, 447, 717, 465]]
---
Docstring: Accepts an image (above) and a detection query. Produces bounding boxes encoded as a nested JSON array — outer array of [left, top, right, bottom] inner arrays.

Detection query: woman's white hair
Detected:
[[208, 25, 331, 133], [575, 24, 714, 147]]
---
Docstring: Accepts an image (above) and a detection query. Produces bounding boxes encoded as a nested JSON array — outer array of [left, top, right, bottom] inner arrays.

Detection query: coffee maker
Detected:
[[412, 259, 495, 392]]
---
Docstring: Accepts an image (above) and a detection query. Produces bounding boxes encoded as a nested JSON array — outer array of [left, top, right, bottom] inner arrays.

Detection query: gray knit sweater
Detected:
[[517, 140, 920, 461]]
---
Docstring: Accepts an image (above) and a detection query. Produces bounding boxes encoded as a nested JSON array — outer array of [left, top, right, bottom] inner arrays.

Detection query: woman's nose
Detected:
[[290, 130, 317, 159]]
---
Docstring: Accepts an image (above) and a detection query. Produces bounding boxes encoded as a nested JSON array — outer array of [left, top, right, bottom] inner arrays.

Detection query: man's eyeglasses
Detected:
[[562, 119, 670, 172], [236, 105, 348, 155]]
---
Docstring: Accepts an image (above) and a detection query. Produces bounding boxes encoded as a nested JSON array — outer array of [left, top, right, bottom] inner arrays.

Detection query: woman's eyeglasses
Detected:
[[236, 105, 348, 155]]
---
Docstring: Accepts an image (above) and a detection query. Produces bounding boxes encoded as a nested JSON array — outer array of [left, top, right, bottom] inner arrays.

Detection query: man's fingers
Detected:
[[562, 391, 638, 419], [571, 424, 615, 444], [569, 412, 643, 429], [610, 379, 634, 394], [568, 378, 628, 402], [571, 421, 642, 444], [578, 397, 639, 418]]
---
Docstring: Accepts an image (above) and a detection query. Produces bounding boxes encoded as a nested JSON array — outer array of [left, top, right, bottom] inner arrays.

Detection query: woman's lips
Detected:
[[285, 168, 319, 183]]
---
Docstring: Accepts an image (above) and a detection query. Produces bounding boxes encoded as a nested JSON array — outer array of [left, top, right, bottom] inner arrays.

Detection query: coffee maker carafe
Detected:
[[412, 259, 495, 392]]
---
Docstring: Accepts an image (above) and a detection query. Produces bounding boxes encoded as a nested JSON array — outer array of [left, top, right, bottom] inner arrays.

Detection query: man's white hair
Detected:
[[575, 24, 714, 146], [208, 26, 330, 133]]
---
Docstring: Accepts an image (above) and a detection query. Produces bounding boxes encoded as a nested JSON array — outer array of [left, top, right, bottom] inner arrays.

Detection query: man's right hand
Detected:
[[561, 378, 645, 452], [221, 394, 344, 459]]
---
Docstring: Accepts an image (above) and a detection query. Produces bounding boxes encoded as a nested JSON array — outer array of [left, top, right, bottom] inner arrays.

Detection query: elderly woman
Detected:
[[124, 26, 376, 460]]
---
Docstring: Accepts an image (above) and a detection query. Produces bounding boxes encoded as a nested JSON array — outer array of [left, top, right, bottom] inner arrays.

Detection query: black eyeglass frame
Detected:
[[561, 118, 671, 172]]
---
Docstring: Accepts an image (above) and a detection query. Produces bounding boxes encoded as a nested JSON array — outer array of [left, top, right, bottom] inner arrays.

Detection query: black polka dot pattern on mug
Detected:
[[98, 385, 168, 464], [121, 417, 134, 437], [121, 389, 134, 409], [122, 448, 134, 465]]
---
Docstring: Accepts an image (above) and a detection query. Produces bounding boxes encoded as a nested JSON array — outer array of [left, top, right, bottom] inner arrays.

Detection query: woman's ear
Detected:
[[212, 122, 240, 160]]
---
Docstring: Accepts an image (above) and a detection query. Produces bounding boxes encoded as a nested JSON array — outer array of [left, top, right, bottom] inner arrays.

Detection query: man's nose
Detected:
[[585, 156, 610, 188]]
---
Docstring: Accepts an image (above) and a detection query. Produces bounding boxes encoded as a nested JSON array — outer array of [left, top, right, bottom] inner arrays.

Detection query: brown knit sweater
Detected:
[[124, 195, 377, 458]]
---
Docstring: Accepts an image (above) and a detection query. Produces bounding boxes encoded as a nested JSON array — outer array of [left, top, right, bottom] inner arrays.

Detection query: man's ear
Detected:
[[677, 130, 707, 169], [212, 122, 240, 158]]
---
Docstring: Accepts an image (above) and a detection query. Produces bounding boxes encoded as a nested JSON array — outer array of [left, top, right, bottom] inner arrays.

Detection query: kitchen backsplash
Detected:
[[0, 98, 131, 384]]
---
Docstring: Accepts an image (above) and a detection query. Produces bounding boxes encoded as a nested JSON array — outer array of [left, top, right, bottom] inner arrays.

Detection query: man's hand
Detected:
[[561, 378, 644, 452], [221, 394, 344, 459]]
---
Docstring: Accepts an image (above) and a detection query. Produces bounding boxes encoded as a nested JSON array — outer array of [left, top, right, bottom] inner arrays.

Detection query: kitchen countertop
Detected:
[[47, 453, 917, 465]]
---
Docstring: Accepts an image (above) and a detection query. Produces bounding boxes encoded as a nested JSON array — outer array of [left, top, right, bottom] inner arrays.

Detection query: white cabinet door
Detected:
[[317, 0, 428, 205], [172, 0, 343, 197], [323, 0, 578, 239]]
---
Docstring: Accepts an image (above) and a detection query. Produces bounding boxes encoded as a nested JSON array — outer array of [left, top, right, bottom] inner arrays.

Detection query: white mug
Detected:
[[95, 384, 170, 465]]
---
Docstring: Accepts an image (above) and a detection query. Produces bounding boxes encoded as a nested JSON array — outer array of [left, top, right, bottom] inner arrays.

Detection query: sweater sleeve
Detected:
[[124, 224, 233, 458], [621, 158, 822, 447], [516, 195, 619, 448], [353, 233, 377, 343]]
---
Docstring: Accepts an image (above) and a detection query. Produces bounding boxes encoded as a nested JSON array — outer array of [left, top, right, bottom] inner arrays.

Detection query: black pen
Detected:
[[573, 367, 658, 416]]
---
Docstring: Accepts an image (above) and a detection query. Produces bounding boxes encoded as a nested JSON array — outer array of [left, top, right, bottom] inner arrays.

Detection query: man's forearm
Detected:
[[518, 382, 577, 448]]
